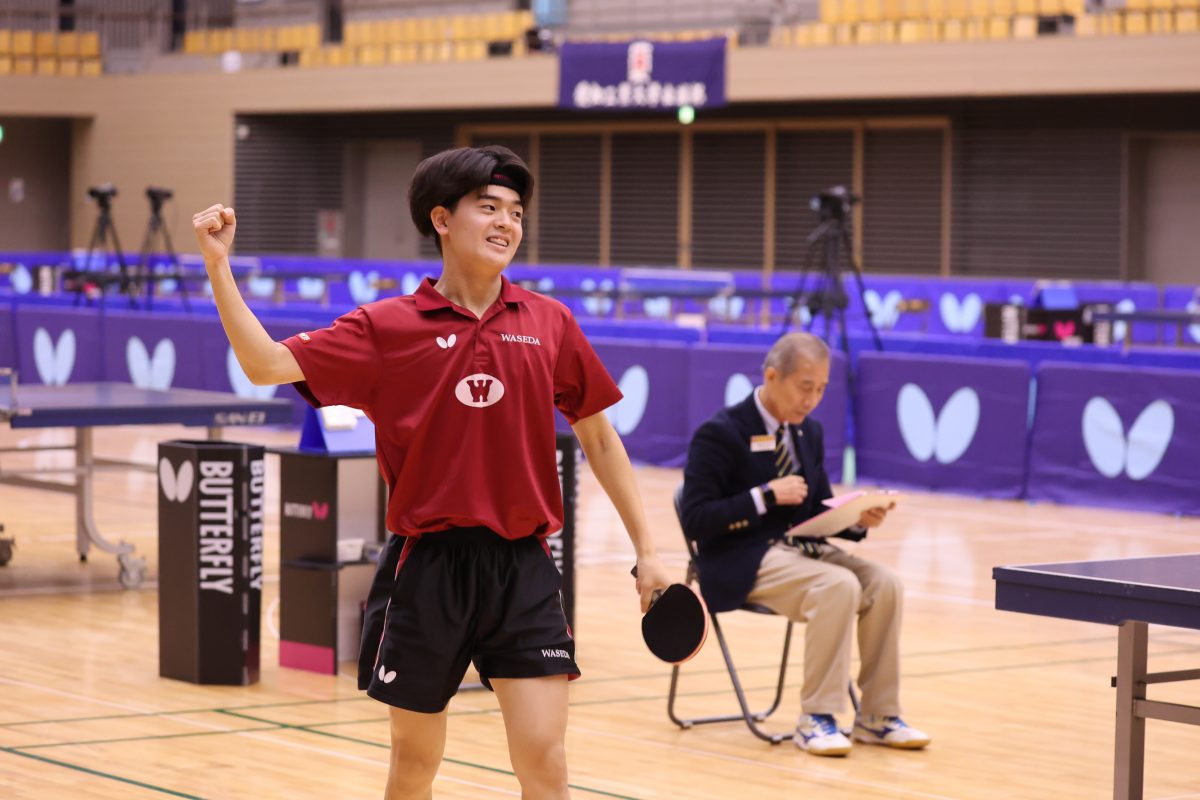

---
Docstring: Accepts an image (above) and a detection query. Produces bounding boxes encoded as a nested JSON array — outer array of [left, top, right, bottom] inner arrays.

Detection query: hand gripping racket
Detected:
[[631, 565, 710, 664]]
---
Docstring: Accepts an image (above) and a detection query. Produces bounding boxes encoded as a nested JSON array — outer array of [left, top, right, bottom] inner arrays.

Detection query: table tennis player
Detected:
[[194, 144, 672, 799]]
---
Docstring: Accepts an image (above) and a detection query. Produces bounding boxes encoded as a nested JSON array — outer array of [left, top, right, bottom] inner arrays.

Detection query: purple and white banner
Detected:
[[14, 305, 104, 386], [197, 316, 311, 423], [1027, 362, 1200, 515], [558, 38, 727, 111], [103, 311, 207, 391], [855, 352, 1031, 497], [588, 339, 692, 465]]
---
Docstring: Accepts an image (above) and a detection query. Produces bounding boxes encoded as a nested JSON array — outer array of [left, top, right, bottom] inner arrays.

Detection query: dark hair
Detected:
[[408, 145, 534, 254]]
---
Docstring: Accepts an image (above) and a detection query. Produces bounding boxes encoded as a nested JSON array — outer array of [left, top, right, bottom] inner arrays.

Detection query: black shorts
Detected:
[[357, 526, 579, 714]]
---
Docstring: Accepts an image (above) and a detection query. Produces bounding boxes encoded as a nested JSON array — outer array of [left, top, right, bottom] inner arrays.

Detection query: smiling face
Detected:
[[431, 185, 524, 276]]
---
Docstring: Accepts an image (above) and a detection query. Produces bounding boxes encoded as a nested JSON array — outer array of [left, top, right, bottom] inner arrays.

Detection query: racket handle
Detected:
[[631, 565, 663, 607]]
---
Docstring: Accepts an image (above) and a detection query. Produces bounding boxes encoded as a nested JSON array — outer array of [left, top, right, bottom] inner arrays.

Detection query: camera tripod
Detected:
[[783, 190, 883, 356], [136, 188, 190, 311], [69, 185, 136, 307]]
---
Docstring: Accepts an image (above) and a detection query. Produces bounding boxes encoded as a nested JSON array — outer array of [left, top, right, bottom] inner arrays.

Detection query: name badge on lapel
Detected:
[[750, 434, 774, 453]]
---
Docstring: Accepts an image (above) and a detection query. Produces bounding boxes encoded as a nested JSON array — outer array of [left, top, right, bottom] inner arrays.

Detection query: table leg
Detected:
[[1114, 620, 1148, 800], [75, 426, 93, 560], [74, 426, 136, 560]]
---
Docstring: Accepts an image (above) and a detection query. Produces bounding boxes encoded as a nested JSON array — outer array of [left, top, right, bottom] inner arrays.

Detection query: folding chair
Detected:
[[667, 485, 858, 744]]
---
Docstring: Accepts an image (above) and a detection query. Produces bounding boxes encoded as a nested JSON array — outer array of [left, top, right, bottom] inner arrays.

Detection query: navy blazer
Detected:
[[680, 393, 840, 613]]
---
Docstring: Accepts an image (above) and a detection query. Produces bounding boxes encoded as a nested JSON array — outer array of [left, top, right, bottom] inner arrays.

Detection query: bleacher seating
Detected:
[[0, 29, 102, 76], [178, 10, 534, 68], [777, 0, 1197, 46]]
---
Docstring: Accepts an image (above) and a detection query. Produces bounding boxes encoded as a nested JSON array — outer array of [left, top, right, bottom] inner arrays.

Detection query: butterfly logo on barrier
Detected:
[[708, 295, 747, 320], [1111, 298, 1136, 343], [725, 373, 754, 407], [400, 272, 423, 296], [33, 328, 76, 386], [896, 384, 980, 465], [226, 347, 278, 400], [247, 276, 276, 298], [643, 296, 671, 318], [938, 293, 983, 334], [159, 458, 195, 503], [127, 337, 176, 390], [1081, 397, 1173, 480], [312, 501, 329, 521], [1188, 299, 1200, 343], [606, 365, 649, 436], [294, 277, 324, 300], [581, 278, 615, 315], [349, 270, 380, 304], [10, 264, 32, 295], [864, 290, 903, 330], [151, 262, 177, 295]]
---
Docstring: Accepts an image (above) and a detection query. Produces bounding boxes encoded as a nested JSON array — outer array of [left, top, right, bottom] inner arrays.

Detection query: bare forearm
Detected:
[[574, 418, 656, 559], [206, 257, 300, 385]]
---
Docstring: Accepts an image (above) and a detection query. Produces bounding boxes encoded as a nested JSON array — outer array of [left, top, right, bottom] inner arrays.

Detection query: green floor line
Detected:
[[3, 631, 1190, 733], [0, 695, 372, 730], [11, 724, 282, 751], [215, 710, 642, 799], [0, 747, 207, 799]]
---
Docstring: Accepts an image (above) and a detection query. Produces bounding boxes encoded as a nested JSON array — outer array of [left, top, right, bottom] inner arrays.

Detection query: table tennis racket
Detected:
[[631, 565, 710, 664]]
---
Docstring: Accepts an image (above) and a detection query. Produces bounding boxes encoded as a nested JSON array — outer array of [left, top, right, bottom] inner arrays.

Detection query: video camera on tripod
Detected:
[[65, 184, 189, 309], [87, 183, 118, 205], [146, 186, 173, 206], [785, 185, 882, 354], [809, 185, 860, 222]]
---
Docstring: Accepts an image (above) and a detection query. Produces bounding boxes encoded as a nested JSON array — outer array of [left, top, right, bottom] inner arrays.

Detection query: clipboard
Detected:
[[784, 490, 903, 541]]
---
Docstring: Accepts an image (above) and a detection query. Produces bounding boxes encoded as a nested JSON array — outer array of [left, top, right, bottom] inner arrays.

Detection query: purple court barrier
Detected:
[[14, 305, 105, 385], [1027, 362, 1200, 515], [589, 339, 692, 466], [103, 311, 208, 391], [0, 305, 15, 368], [855, 352, 1031, 497], [1161, 285, 1200, 345], [925, 279, 1012, 338], [196, 316, 312, 424], [1070, 281, 1162, 345]]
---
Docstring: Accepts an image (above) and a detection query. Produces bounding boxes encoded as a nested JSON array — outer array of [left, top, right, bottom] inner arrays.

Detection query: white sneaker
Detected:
[[794, 713, 852, 756], [852, 715, 931, 749]]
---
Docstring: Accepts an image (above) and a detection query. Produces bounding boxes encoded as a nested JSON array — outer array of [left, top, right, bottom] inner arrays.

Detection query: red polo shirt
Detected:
[[281, 276, 622, 540]]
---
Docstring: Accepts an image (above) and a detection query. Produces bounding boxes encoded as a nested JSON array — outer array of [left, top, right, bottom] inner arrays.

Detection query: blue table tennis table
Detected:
[[0, 369, 294, 587], [994, 554, 1200, 800]]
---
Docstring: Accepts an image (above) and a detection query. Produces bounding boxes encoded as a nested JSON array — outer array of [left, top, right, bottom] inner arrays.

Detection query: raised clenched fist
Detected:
[[193, 204, 237, 262]]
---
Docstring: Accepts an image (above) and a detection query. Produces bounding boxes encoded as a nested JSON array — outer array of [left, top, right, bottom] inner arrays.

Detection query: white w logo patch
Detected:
[[454, 373, 505, 408]]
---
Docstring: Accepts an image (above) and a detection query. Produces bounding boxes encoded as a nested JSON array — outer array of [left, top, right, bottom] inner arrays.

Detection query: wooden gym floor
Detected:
[[1, 422, 1198, 799]]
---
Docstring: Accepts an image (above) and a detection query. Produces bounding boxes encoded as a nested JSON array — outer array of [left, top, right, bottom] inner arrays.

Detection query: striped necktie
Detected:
[[775, 425, 796, 478]]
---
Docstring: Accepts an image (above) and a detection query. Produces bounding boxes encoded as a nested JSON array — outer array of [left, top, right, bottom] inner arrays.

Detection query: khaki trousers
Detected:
[[745, 541, 904, 716]]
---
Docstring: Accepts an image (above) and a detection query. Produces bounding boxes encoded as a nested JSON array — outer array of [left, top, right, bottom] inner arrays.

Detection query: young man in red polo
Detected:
[[193, 145, 672, 799]]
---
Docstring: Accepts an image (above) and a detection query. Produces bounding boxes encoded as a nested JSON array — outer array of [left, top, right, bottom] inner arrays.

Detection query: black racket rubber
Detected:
[[642, 584, 707, 663]]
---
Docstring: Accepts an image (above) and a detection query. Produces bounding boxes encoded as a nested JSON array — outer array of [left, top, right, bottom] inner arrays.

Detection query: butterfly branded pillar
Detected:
[[158, 440, 265, 685]]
